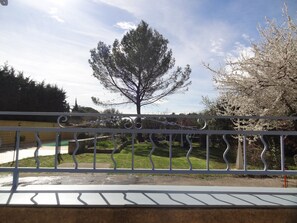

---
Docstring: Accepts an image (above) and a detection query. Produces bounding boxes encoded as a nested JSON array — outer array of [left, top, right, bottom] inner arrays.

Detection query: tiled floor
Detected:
[[1, 185, 296, 207]]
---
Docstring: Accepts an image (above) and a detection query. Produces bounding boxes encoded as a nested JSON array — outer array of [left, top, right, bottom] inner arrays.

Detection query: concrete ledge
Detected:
[[0, 185, 296, 222], [1, 185, 297, 206]]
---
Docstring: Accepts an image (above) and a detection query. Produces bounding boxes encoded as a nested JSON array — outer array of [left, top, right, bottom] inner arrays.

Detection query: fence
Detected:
[[0, 111, 296, 189], [0, 120, 72, 146]]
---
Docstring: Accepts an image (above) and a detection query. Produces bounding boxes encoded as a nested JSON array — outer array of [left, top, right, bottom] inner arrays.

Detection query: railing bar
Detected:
[[149, 133, 155, 170], [34, 132, 41, 169], [222, 135, 230, 171], [1, 127, 297, 136], [6, 167, 297, 175], [132, 133, 135, 170], [280, 135, 285, 172], [12, 131, 21, 189], [54, 133, 60, 169], [14, 131, 20, 168], [186, 134, 193, 170], [1, 111, 297, 120], [169, 134, 172, 171], [206, 134, 209, 171], [260, 135, 268, 171], [72, 133, 79, 169], [93, 134, 97, 170], [111, 133, 117, 170], [243, 135, 247, 171]]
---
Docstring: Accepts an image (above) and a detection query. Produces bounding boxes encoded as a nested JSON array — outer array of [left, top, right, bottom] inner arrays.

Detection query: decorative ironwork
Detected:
[[57, 115, 69, 128], [0, 112, 296, 189], [260, 135, 268, 171], [149, 133, 156, 170], [72, 133, 79, 169], [111, 134, 117, 170], [186, 134, 193, 170], [222, 135, 230, 171], [34, 132, 41, 169], [55, 113, 210, 130]]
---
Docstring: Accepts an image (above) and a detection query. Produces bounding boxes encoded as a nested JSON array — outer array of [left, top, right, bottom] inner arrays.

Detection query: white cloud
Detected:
[[3, 0, 262, 114], [115, 21, 136, 30], [93, 0, 143, 16], [210, 38, 225, 57], [48, 7, 65, 23], [93, 0, 238, 66], [241, 33, 255, 42], [242, 33, 249, 41], [0, 0, 123, 110]]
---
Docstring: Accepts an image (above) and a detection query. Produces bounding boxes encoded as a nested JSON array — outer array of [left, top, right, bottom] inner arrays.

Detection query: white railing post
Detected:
[[280, 135, 285, 172], [131, 133, 135, 170], [54, 132, 62, 169], [169, 134, 172, 171], [12, 131, 20, 190], [243, 135, 247, 172], [93, 134, 97, 170], [206, 135, 209, 171]]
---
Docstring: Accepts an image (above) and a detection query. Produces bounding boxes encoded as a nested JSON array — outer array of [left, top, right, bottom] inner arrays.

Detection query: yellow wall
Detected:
[[0, 120, 71, 146]]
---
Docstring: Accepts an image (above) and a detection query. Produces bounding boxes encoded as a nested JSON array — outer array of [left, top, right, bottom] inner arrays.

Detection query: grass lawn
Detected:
[[4, 139, 296, 171], [0, 140, 231, 170]]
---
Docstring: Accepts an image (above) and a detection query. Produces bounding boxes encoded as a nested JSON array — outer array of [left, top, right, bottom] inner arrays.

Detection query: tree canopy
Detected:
[[0, 64, 69, 120], [204, 5, 297, 130], [89, 21, 191, 115], [203, 5, 297, 166]]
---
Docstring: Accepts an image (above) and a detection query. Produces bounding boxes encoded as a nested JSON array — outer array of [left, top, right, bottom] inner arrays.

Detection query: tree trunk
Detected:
[[236, 138, 244, 169], [236, 119, 244, 169], [136, 101, 144, 142]]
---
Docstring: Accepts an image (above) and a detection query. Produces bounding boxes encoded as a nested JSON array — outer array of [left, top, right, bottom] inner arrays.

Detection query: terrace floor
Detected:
[[1, 185, 297, 207], [0, 185, 296, 223]]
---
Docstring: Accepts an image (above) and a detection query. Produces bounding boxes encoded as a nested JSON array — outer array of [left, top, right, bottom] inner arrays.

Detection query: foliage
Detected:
[[96, 139, 115, 149], [0, 63, 69, 121], [70, 99, 99, 124], [203, 5, 297, 162], [89, 21, 191, 115], [72, 99, 99, 113], [204, 5, 297, 124]]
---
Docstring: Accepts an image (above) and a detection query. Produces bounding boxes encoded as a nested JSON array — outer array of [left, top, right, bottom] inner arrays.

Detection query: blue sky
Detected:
[[0, 0, 296, 114]]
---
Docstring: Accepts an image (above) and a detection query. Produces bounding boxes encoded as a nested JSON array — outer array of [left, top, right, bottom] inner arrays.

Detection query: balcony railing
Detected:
[[0, 112, 297, 189]]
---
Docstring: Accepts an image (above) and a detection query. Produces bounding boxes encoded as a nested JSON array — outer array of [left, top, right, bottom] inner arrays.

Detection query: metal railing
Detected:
[[0, 112, 297, 189]]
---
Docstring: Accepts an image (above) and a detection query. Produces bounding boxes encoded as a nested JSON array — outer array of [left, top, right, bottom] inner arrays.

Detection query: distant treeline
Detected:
[[0, 63, 69, 121]]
